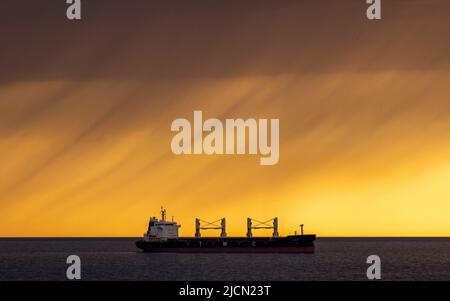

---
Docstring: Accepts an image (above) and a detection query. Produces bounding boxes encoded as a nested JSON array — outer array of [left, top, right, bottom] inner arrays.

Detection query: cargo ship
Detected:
[[136, 208, 316, 253]]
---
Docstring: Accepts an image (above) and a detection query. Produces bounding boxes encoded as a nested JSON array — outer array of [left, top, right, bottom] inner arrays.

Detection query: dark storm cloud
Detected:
[[1, 0, 450, 84]]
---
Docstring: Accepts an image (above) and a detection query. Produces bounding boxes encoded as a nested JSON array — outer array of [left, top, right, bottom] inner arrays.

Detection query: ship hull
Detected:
[[136, 235, 316, 254]]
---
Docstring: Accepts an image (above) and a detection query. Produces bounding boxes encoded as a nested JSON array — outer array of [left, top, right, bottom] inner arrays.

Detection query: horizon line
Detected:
[[1, 236, 449, 239]]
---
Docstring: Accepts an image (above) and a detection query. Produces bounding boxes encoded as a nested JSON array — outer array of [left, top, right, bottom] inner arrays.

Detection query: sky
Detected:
[[1, 0, 450, 237]]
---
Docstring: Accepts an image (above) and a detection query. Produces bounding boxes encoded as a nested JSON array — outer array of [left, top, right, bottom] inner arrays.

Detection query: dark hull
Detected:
[[136, 235, 316, 253]]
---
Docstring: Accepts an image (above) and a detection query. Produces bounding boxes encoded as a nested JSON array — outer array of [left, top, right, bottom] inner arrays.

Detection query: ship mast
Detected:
[[161, 206, 166, 222]]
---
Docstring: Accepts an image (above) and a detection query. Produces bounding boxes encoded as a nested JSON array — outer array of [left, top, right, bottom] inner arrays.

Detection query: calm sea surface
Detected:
[[0, 238, 448, 281]]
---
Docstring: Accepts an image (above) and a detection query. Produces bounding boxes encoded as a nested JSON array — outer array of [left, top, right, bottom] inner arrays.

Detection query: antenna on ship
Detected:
[[161, 206, 166, 222]]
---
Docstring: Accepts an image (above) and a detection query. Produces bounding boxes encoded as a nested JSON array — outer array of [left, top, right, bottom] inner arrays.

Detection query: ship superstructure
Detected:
[[143, 208, 181, 241]]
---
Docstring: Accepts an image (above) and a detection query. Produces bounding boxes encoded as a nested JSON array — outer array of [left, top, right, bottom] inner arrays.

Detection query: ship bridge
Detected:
[[144, 207, 181, 241]]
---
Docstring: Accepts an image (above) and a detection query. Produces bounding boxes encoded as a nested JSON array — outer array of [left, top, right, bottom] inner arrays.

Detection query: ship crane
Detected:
[[195, 218, 226, 238], [247, 217, 279, 238]]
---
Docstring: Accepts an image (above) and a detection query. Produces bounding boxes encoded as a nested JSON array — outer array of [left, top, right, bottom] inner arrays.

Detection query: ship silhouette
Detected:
[[136, 208, 316, 253]]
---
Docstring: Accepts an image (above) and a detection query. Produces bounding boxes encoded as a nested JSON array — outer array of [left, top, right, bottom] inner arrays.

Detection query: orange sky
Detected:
[[1, 0, 450, 237]]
